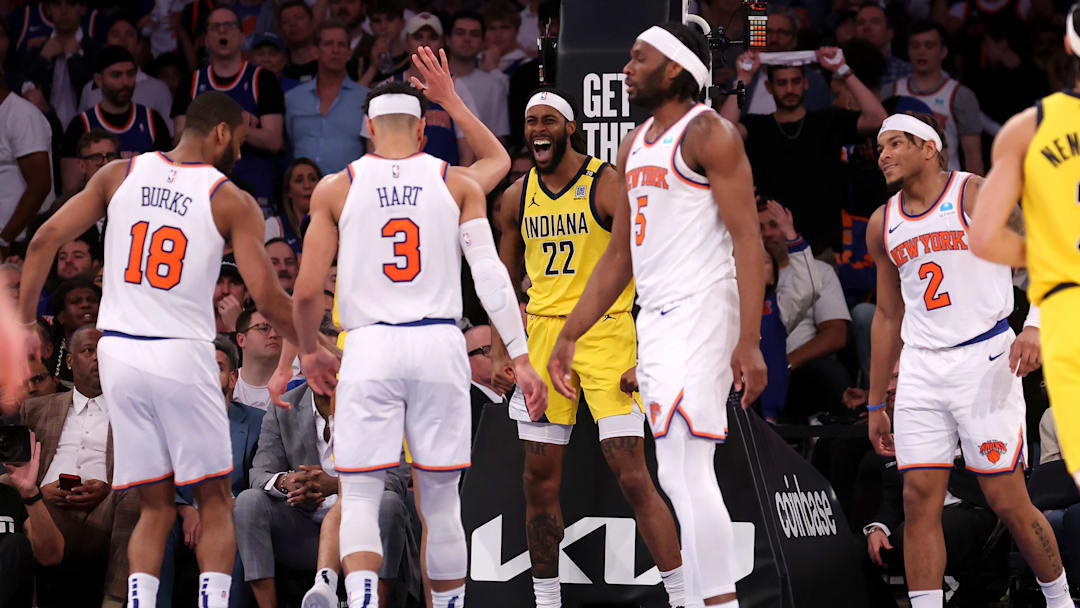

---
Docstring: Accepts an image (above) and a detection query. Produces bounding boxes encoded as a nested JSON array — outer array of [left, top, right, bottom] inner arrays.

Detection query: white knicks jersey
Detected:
[[625, 104, 735, 311], [883, 170, 1013, 349], [334, 153, 462, 330], [97, 152, 227, 341]]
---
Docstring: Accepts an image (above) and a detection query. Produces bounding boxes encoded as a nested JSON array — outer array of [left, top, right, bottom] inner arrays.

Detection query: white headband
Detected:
[[1068, 10, 1080, 58], [368, 94, 422, 119], [878, 114, 942, 153], [526, 91, 574, 122], [636, 26, 709, 90]]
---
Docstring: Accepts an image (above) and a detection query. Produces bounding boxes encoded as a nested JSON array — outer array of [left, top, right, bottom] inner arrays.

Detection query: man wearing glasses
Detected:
[[172, 6, 286, 215], [233, 306, 284, 411], [465, 324, 504, 440]]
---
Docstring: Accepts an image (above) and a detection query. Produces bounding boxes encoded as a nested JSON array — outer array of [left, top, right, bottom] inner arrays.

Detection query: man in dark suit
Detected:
[[863, 453, 1001, 604], [20, 325, 139, 607], [158, 335, 265, 607], [464, 324, 505, 441]]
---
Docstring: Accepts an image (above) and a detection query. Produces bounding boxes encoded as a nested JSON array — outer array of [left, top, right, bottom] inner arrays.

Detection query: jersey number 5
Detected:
[[918, 261, 951, 310], [382, 218, 420, 282], [124, 221, 188, 290], [634, 196, 648, 245]]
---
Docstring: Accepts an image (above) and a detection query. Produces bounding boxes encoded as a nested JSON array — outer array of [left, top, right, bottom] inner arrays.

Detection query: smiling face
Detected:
[[59, 287, 99, 331], [524, 104, 572, 174], [877, 130, 936, 188]]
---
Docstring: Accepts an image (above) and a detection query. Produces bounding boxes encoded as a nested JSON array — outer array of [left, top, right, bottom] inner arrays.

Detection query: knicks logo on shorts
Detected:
[[979, 440, 1008, 463], [649, 402, 662, 425]]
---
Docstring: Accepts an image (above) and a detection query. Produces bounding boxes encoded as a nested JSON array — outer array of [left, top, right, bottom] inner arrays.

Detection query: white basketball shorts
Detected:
[[98, 333, 233, 490], [894, 328, 1027, 476], [636, 278, 740, 442], [333, 322, 471, 474]]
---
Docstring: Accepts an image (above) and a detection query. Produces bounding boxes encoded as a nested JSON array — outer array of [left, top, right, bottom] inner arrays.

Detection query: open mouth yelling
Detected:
[[532, 137, 553, 164]]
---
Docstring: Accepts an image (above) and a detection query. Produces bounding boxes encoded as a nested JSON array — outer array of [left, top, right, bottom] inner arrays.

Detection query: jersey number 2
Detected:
[[918, 261, 951, 310], [382, 218, 420, 282], [124, 221, 188, 290]]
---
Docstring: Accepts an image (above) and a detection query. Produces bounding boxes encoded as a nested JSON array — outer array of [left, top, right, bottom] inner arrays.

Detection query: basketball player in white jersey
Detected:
[[866, 112, 1070, 608], [292, 81, 547, 608], [16, 91, 337, 608], [550, 23, 767, 608]]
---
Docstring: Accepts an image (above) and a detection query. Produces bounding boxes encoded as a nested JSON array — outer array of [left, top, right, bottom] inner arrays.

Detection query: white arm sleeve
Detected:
[[460, 218, 528, 359], [1024, 304, 1040, 329]]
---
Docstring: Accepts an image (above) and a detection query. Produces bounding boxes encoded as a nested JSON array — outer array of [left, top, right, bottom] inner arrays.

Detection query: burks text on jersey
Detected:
[[141, 186, 191, 216], [889, 230, 968, 268], [377, 185, 423, 208]]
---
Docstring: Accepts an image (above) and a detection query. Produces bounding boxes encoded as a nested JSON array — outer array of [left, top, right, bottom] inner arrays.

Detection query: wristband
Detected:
[[1023, 305, 1040, 329], [22, 490, 43, 505], [866, 402, 887, 412], [835, 64, 852, 78]]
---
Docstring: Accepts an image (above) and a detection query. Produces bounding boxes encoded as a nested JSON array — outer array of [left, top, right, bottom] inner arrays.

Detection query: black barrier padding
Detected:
[[463, 401, 870, 607]]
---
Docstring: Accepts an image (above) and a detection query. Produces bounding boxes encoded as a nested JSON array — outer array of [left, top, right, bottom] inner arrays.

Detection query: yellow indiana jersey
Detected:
[[520, 156, 635, 316], [1023, 90, 1080, 305]]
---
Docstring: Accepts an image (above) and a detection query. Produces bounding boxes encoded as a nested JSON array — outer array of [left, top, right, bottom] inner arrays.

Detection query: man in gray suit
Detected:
[[236, 317, 420, 608]]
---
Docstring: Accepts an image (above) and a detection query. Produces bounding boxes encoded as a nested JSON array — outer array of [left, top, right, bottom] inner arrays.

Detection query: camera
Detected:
[[0, 425, 32, 465]]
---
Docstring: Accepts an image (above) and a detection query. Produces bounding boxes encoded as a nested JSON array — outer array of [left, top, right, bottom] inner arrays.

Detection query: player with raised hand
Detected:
[[292, 81, 544, 608]]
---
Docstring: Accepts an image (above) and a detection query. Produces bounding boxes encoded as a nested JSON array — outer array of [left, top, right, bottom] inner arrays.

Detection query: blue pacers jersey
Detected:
[[77, 103, 159, 157], [189, 61, 276, 209]]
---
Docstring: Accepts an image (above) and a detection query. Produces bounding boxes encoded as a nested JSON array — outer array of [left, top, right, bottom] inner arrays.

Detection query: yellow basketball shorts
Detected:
[[1041, 288, 1080, 477], [509, 311, 638, 426]]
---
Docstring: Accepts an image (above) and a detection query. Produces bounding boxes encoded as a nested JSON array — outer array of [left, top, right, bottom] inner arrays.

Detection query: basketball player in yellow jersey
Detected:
[[490, 87, 685, 608], [971, 4, 1080, 486]]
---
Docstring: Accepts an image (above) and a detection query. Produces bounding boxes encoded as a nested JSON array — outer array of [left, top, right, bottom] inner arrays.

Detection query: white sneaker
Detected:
[[301, 583, 338, 608]]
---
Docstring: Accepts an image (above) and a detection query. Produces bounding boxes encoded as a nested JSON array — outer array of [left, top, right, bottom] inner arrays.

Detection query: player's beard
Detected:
[[533, 128, 569, 175], [215, 133, 238, 175], [628, 63, 668, 111]]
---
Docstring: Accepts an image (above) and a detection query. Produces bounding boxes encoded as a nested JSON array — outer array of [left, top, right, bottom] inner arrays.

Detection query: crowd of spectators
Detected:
[[0, 0, 1077, 605]]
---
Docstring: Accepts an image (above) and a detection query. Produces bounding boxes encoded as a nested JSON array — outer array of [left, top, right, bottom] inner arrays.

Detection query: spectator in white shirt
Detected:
[[21, 325, 140, 605], [78, 17, 174, 134], [446, 10, 511, 142], [0, 79, 54, 259], [516, 0, 541, 57], [760, 202, 852, 420], [233, 307, 282, 411]]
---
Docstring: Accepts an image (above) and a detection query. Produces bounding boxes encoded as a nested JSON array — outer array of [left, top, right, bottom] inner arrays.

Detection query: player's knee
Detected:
[[414, 471, 467, 580], [339, 473, 386, 560], [613, 466, 653, 505], [982, 485, 1033, 522], [901, 480, 943, 520], [522, 467, 561, 505], [192, 476, 232, 507]]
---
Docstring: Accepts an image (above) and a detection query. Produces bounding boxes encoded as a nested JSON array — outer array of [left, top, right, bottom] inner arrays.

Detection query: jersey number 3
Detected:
[[918, 261, 951, 310], [382, 218, 420, 282], [124, 221, 188, 290]]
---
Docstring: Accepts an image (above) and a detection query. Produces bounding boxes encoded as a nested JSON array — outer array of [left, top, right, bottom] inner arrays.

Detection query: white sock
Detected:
[[431, 585, 465, 608], [908, 589, 943, 607], [532, 576, 561, 607], [345, 570, 379, 608], [198, 571, 231, 608], [660, 566, 687, 607], [128, 573, 159, 608], [1038, 569, 1073, 608], [315, 568, 339, 592]]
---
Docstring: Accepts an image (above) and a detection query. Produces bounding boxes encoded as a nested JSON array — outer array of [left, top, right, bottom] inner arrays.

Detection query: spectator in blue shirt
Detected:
[[285, 20, 370, 175]]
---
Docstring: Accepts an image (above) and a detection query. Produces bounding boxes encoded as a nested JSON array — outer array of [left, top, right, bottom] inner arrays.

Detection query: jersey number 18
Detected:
[[124, 221, 188, 290]]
